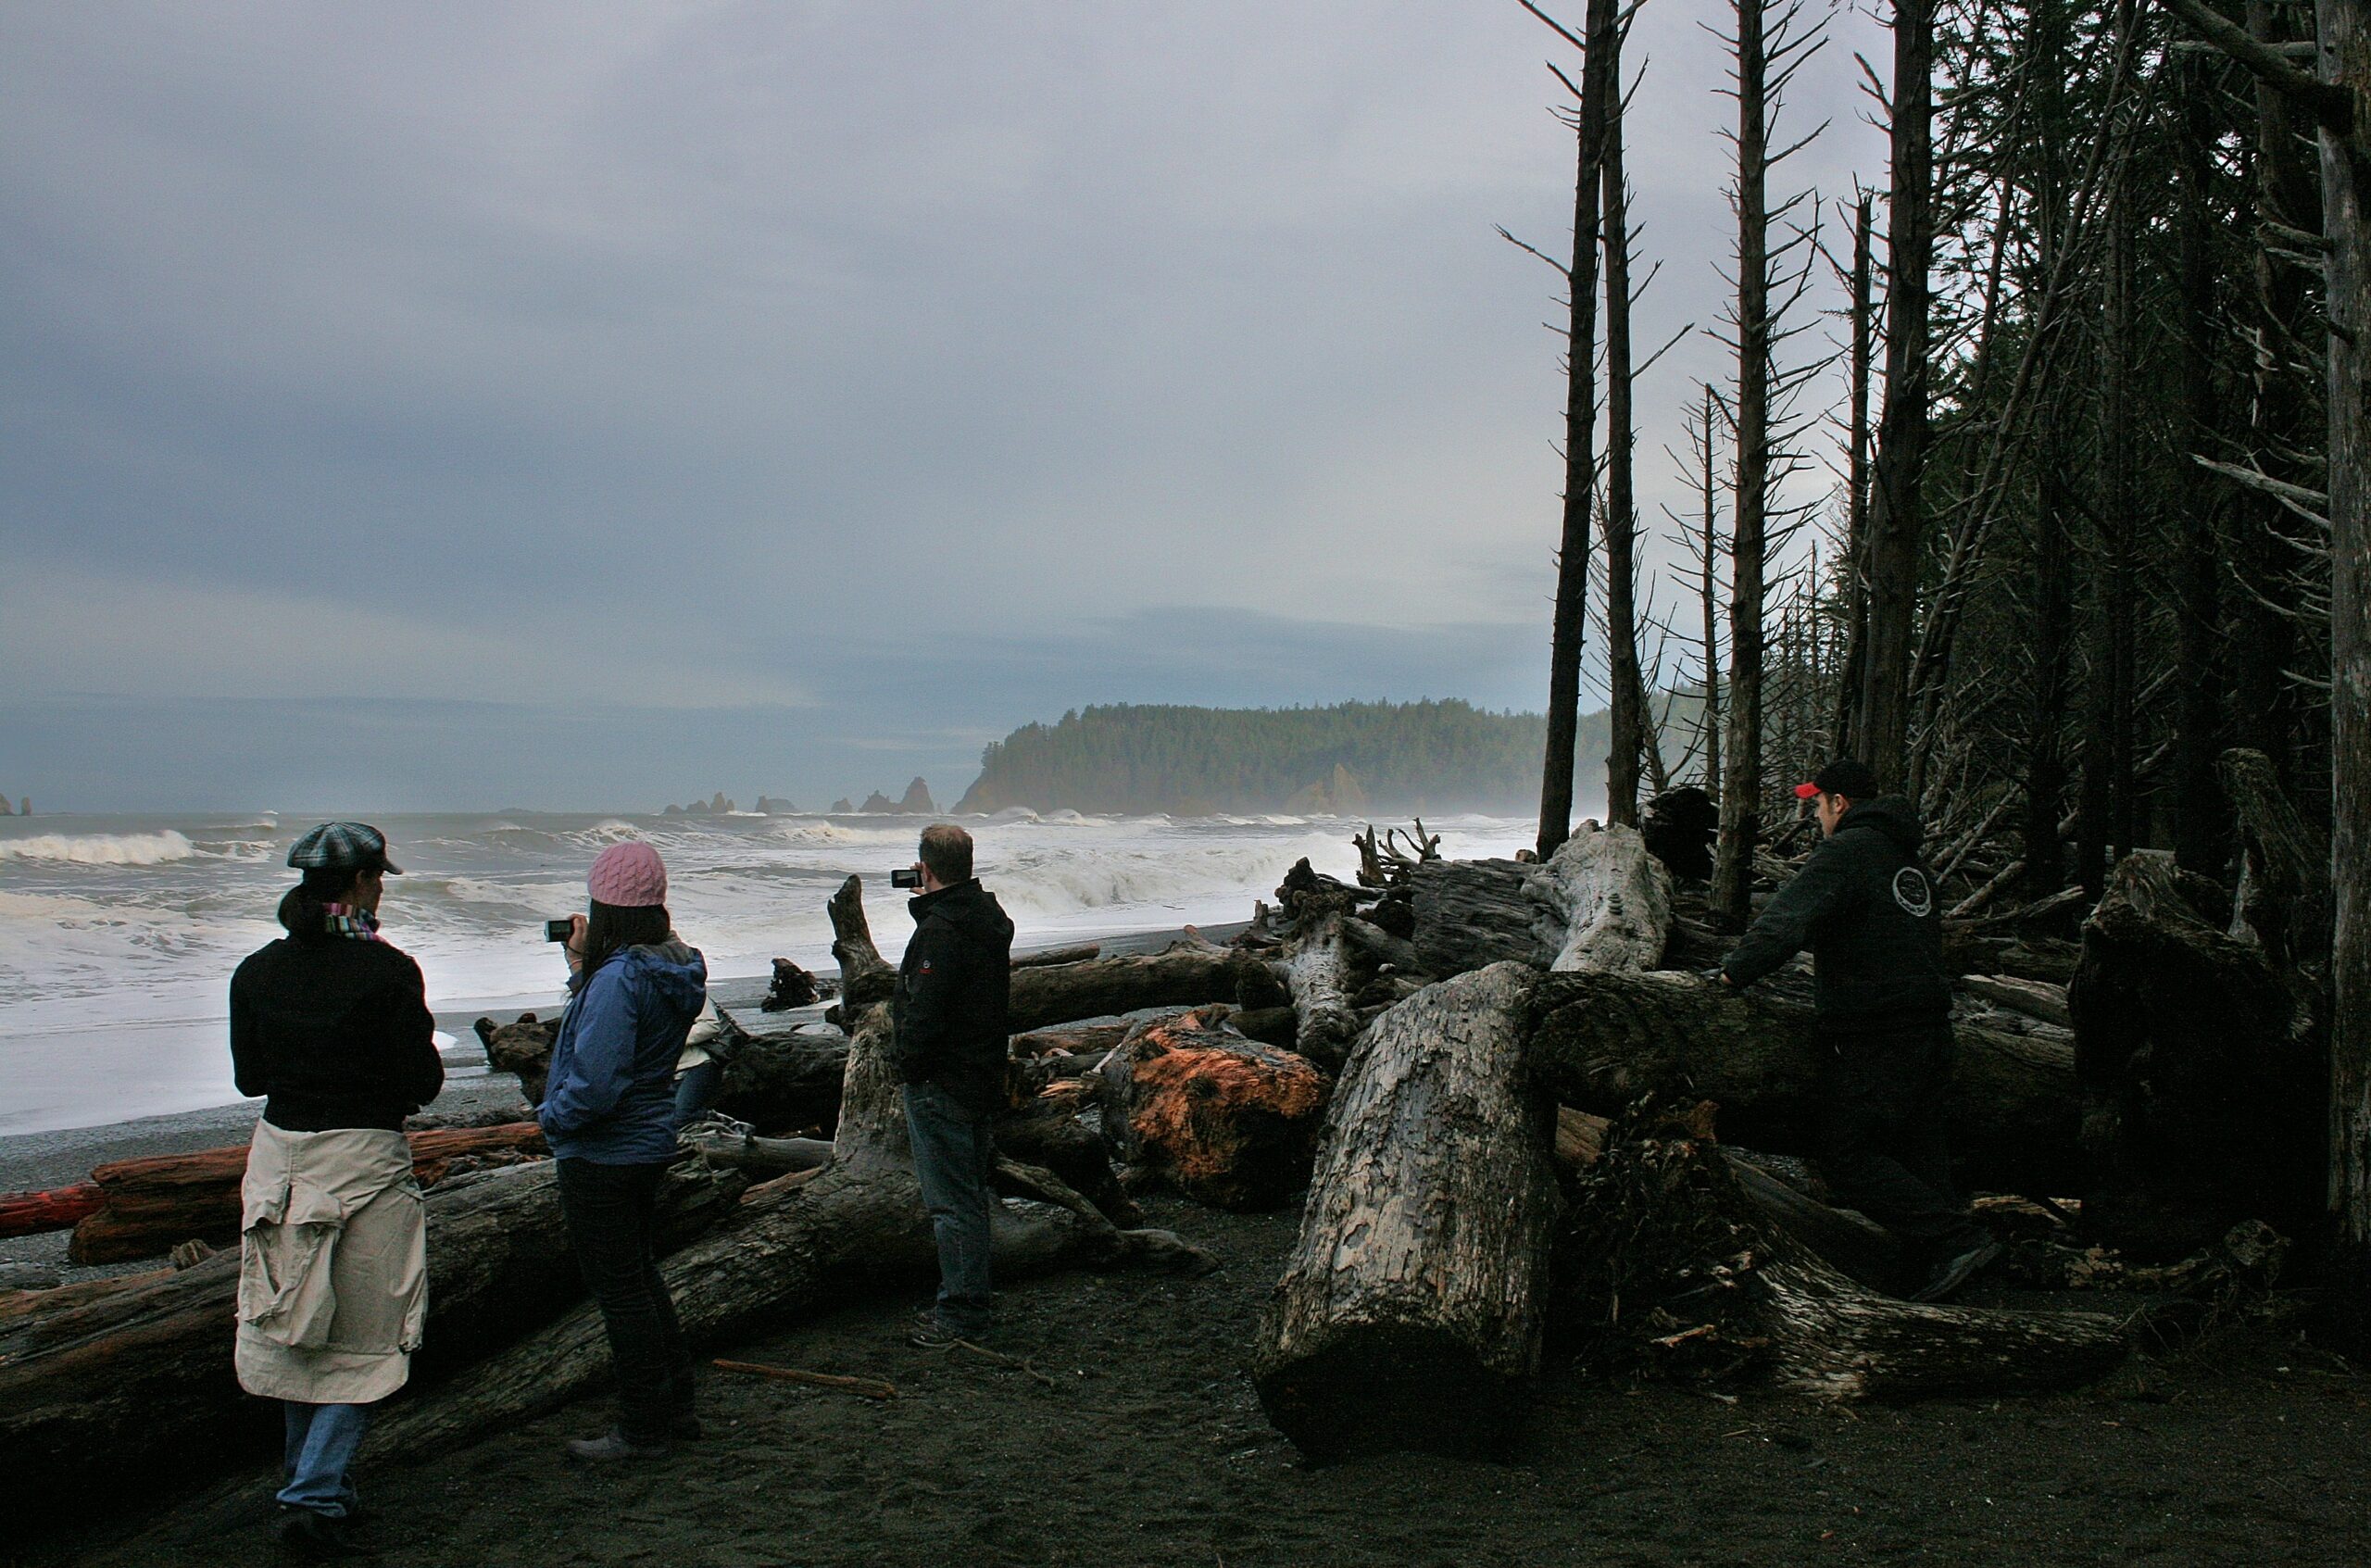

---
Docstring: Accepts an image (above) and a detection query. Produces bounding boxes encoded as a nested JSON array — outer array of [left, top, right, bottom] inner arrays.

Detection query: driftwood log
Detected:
[[373, 939, 1213, 1456], [1254, 963, 1561, 1461], [1526, 970, 2081, 1196], [0, 1157, 742, 1535], [1270, 861, 1361, 1069], [0, 1183, 105, 1240], [1405, 826, 1674, 979], [480, 1010, 850, 1135], [1553, 1106, 2127, 1399], [66, 1123, 550, 1265], [1098, 1010, 1330, 1211], [1008, 943, 1264, 1035], [2070, 849, 2327, 1258]]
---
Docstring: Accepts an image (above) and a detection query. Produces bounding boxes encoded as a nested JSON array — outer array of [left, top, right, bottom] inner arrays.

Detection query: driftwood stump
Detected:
[[1253, 963, 1561, 1461], [1098, 1010, 1330, 1211]]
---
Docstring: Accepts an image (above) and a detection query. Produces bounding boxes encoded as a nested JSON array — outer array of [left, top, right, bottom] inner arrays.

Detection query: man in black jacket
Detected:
[[1717, 759, 2000, 1301], [892, 822, 1014, 1347]]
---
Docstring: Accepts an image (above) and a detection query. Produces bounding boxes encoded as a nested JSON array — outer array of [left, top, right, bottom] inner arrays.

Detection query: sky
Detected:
[[0, 0, 1888, 813]]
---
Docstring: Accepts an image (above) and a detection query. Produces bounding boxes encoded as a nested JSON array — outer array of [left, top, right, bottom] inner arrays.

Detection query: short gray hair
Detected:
[[919, 822, 973, 884]]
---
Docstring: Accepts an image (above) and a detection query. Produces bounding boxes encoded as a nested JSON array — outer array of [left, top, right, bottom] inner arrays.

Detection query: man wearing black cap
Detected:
[[1714, 760, 2001, 1301]]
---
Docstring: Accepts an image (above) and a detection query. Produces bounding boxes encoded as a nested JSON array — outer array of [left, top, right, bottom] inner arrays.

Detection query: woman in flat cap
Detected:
[[230, 822, 441, 1560]]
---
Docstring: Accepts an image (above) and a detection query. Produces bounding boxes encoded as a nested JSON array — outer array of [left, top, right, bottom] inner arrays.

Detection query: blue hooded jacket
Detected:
[[538, 938, 708, 1163]]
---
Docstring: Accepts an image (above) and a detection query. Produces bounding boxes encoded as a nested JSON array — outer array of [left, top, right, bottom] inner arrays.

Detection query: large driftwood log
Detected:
[[1525, 971, 2081, 1196], [1553, 1108, 2127, 1399], [1527, 823, 1674, 972], [1270, 860, 1361, 1069], [0, 1182, 104, 1240], [66, 1123, 550, 1265], [1254, 964, 1561, 1461], [2217, 746, 2331, 972], [1098, 1010, 1330, 1211], [1406, 828, 1675, 979], [2070, 850, 2326, 1258], [0, 1158, 742, 1534], [373, 974, 1212, 1454], [1006, 944, 1263, 1034], [479, 1010, 850, 1135], [828, 873, 897, 1011]]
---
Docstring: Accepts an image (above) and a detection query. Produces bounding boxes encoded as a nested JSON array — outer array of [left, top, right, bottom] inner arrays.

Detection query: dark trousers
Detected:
[[672, 1059, 725, 1130], [901, 1082, 996, 1335], [1814, 1022, 1988, 1261], [555, 1157, 692, 1441]]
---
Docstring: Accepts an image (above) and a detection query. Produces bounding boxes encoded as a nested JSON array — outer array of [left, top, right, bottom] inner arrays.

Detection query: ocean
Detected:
[[0, 808, 1535, 1134]]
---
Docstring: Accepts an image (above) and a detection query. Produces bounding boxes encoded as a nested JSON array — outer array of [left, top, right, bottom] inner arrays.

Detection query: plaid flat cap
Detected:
[[287, 822, 403, 874]]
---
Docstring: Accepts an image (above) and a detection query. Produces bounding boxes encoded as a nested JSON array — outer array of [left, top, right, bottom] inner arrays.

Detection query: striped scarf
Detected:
[[322, 902, 383, 942]]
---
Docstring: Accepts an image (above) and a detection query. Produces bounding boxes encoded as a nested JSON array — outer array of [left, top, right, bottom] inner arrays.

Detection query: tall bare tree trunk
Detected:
[[1535, 0, 1615, 859], [1700, 385, 1725, 796], [1851, 0, 1936, 788], [1713, 0, 1774, 922], [1604, 14, 1644, 830], [2172, 53, 2228, 878], [1833, 193, 1875, 757], [2317, 0, 2371, 1351]]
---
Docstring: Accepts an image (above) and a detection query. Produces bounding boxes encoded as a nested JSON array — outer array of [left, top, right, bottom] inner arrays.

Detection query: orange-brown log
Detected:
[[0, 1182, 105, 1239], [67, 1123, 548, 1265], [1103, 1010, 1329, 1211]]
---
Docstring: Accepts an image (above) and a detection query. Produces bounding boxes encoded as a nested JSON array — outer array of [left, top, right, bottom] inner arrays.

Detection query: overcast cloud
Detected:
[[0, 0, 1886, 811]]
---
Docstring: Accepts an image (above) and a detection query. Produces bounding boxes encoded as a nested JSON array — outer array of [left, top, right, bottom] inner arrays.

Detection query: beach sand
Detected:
[[22, 1191, 2371, 1568]]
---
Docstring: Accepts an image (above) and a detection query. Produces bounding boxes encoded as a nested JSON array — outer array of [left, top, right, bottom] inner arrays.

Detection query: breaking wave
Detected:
[[0, 831, 199, 867]]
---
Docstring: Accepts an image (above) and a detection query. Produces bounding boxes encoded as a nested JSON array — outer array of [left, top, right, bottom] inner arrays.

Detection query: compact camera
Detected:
[[543, 919, 574, 943], [890, 867, 922, 889]]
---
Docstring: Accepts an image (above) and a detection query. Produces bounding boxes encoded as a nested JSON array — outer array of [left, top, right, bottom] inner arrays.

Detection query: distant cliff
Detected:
[[953, 701, 1602, 816]]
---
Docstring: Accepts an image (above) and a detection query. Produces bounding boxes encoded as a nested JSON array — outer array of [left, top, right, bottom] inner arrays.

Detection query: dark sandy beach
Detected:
[[17, 1181, 2371, 1568]]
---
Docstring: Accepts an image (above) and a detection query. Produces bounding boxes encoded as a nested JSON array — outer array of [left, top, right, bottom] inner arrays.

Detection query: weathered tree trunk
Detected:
[[1008, 944, 1264, 1034], [2069, 849, 2325, 1258], [1410, 830, 1675, 979], [2327, 0, 2371, 1350], [1254, 964, 1561, 1461], [1098, 1010, 1330, 1211], [482, 1010, 850, 1135], [828, 872, 897, 1010], [1851, 0, 1935, 788], [1528, 823, 1674, 972], [1526, 970, 2080, 1195], [2218, 746, 2332, 970], [1555, 1112, 2126, 1399], [1713, 0, 1774, 920], [2172, 48, 2228, 879], [1602, 4, 1644, 831], [67, 1123, 549, 1265], [0, 1158, 742, 1534], [1531, 0, 1612, 860], [1833, 192, 1875, 757], [0, 1182, 104, 1239]]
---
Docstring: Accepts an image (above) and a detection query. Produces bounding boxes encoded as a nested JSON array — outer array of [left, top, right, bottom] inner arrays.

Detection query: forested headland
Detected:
[[953, 700, 1600, 816]]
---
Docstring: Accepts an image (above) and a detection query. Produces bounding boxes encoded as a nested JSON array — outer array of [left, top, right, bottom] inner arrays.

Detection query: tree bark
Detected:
[[1008, 944, 1265, 1035], [1852, 0, 1936, 788], [1411, 831, 1675, 979], [1097, 1011, 1330, 1211], [2327, 0, 2371, 1350], [1602, 2, 1644, 831], [0, 1182, 103, 1240], [1253, 963, 1561, 1461], [1833, 193, 1875, 757], [1535, 0, 1615, 859], [1525, 970, 2081, 1195]]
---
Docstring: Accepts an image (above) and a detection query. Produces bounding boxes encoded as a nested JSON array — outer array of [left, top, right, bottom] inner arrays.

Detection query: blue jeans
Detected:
[[901, 1083, 996, 1335], [672, 1060, 725, 1130], [279, 1400, 370, 1517], [555, 1158, 693, 1441]]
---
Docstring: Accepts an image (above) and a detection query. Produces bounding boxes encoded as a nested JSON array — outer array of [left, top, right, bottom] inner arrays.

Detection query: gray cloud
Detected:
[[0, 0, 1887, 809]]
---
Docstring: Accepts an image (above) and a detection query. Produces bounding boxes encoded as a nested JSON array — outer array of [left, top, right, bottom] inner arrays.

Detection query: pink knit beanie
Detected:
[[587, 840, 669, 908]]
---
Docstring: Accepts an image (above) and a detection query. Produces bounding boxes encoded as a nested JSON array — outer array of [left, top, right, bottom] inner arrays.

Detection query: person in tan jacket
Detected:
[[231, 822, 441, 1559]]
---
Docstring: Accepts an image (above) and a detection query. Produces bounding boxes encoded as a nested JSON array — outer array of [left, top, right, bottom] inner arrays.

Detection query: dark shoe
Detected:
[[277, 1509, 377, 1559], [1913, 1240, 2003, 1303], [564, 1427, 671, 1462], [908, 1312, 967, 1349]]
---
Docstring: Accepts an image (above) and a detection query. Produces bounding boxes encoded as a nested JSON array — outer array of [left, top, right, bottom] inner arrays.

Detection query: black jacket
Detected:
[[891, 880, 1014, 1112], [1720, 796, 1950, 1031], [231, 934, 444, 1131]]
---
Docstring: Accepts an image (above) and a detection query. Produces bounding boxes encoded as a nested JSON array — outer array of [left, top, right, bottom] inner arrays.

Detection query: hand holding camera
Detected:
[[891, 864, 923, 890], [545, 913, 587, 974]]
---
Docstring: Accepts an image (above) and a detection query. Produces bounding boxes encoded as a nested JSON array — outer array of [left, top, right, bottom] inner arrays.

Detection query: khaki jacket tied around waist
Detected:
[[234, 1120, 426, 1405]]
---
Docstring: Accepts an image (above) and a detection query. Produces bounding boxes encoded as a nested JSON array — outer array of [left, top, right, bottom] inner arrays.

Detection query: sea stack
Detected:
[[899, 777, 936, 814]]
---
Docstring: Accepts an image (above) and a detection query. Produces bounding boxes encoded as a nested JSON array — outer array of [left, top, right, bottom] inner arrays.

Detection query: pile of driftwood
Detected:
[[0, 759, 2327, 1514]]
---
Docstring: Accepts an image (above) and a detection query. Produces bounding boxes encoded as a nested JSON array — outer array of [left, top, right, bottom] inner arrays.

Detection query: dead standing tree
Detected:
[[1712, 0, 1831, 922], [1514, 0, 1617, 860]]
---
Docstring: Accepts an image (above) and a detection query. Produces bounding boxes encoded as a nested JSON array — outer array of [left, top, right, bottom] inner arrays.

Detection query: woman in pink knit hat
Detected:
[[539, 838, 708, 1462]]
